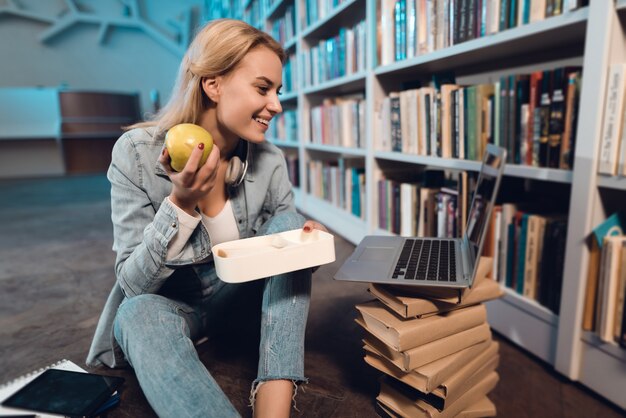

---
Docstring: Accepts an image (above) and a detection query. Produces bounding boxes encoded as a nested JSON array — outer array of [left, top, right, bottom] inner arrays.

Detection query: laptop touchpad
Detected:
[[358, 247, 395, 262]]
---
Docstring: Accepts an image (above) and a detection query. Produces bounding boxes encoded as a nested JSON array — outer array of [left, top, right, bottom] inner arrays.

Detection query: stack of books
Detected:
[[355, 258, 503, 417]]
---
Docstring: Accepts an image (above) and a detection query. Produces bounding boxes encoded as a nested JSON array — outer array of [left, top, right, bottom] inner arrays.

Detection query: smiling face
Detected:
[[203, 46, 283, 146]]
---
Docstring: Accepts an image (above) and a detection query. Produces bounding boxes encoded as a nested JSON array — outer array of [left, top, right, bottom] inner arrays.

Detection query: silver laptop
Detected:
[[334, 144, 506, 289]]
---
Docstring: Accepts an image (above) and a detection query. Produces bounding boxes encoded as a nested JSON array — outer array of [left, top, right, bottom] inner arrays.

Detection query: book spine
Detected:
[[407, 0, 416, 58], [390, 93, 402, 151], [613, 241, 626, 341], [505, 221, 516, 289], [549, 219, 568, 313], [548, 68, 565, 168], [538, 71, 552, 167], [620, 243, 626, 346], [500, 76, 509, 160], [507, 75, 517, 163], [598, 64, 626, 175], [499, 0, 509, 31], [516, 213, 529, 295], [560, 71, 577, 169]]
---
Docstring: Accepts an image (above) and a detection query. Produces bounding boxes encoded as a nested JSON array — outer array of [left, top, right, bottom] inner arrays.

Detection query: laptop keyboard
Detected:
[[392, 239, 457, 281]]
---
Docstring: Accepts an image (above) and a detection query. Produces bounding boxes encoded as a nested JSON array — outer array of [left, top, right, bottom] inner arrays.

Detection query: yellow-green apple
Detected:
[[165, 123, 213, 172]]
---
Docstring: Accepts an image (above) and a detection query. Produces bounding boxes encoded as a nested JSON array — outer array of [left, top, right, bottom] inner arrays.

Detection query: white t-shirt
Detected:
[[165, 197, 239, 260]]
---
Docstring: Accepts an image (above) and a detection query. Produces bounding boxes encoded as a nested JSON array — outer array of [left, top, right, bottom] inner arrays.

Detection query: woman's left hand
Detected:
[[303, 220, 328, 233]]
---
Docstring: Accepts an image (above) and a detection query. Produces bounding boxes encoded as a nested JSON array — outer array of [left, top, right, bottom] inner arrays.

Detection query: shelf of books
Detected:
[[374, 6, 588, 78], [234, 0, 626, 410], [554, 1, 626, 411]]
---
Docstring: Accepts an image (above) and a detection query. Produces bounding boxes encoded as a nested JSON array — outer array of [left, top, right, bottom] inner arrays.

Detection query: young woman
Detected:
[[87, 19, 326, 418]]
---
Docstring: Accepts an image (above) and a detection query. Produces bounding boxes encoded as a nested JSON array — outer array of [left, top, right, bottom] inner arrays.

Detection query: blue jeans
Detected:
[[113, 212, 311, 418]]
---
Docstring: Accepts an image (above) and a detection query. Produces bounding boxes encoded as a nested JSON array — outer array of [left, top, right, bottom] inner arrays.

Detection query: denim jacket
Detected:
[[86, 127, 295, 368]]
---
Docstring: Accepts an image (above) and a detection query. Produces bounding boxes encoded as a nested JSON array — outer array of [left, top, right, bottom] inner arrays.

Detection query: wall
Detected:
[[0, 0, 208, 115]]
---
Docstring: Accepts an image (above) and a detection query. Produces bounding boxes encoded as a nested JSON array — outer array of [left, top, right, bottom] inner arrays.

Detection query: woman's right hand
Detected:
[[159, 142, 220, 215]]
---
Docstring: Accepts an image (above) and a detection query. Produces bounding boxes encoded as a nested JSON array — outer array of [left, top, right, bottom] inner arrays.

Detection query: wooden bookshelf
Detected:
[[284, 36, 298, 50], [59, 90, 140, 174], [302, 71, 367, 95], [598, 175, 626, 191], [266, 0, 287, 20], [554, 1, 626, 411], [304, 194, 367, 244], [293, 186, 303, 207], [374, 152, 573, 183], [486, 288, 559, 365], [268, 138, 300, 149], [299, 0, 362, 39], [374, 152, 482, 171], [280, 90, 298, 103], [579, 331, 626, 410], [503, 165, 573, 183], [234, 0, 626, 410], [0, 88, 139, 177], [374, 7, 588, 77], [305, 143, 366, 156]]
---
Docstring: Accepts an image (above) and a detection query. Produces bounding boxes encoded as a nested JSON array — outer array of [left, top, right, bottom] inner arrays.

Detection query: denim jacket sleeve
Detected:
[[269, 148, 296, 216], [107, 132, 211, 297]]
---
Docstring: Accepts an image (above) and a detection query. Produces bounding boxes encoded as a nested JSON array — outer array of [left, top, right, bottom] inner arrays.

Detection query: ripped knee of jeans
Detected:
[[249, 378, 308, 413]]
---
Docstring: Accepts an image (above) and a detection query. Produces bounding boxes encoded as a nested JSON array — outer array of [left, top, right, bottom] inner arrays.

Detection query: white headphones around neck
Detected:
[[224, 140, 250, 187]]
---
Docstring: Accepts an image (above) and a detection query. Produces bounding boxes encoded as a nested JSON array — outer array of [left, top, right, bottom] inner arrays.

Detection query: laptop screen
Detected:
[[464, 145, 506, 280]]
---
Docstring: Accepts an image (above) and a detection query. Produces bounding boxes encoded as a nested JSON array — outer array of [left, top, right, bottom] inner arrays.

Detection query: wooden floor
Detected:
[[0, 175, 624, 418]]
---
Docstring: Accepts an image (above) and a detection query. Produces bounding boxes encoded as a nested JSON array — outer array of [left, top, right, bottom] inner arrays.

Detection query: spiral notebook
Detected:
[[0, 359, 119, 417]]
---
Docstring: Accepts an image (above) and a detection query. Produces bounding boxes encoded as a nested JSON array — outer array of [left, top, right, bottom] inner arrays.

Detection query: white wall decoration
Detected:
[[0, 0, 193, 57]]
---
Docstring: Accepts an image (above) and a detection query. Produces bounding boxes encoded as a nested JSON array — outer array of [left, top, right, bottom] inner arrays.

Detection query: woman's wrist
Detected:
[[168, 194, 197, 216]]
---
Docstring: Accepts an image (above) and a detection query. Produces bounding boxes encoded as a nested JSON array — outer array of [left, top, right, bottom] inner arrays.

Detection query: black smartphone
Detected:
[[2, 369, 124, 417]]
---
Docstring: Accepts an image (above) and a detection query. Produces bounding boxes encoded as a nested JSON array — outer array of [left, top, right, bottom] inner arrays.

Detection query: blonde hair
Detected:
[[128, 19, 285, 131]]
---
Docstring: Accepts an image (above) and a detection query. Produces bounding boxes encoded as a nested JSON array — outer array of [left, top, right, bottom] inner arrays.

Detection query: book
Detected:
[[369, 274, 502, 319], [538, 216, 568, 313], [561, 70, 581, 169], [377, 371, 499, 418], [400, 183, 418, 237], [537, 71, 551, 167], [356, 301, 487, 351], [598, 236, 626, 342], [498, 203, 517, 283], [515, 213, 530, 294], [620, 247, 626, 347], [377, 350, 498, 411], [522, 214, 546, 300], [613, 240, 626, 342], [547, 68, 565, 168], [441, 84, 461, 158], [364, 338, 493, 393], [582, 241, 601, 329], [582, 213, 625, 331], [359, 321, 492, 371], [598, 63, 626, 175], [365, 339, 499, 409], [0, 359, 119, 418], [377, 396, 497, 418]]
